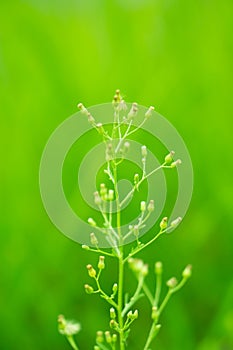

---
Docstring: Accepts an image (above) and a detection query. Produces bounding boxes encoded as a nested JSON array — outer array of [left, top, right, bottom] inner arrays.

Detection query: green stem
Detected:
[[120, 164, 165, 208], [154, 272, 162, 307], [67, 335, 79, 350]]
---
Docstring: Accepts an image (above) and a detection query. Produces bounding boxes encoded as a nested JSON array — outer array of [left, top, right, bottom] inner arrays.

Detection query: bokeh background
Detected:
[[1, 0, 233, 349]]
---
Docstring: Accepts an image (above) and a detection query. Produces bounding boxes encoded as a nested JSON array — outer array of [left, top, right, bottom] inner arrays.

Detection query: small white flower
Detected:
[[58, 315, 81, 336]]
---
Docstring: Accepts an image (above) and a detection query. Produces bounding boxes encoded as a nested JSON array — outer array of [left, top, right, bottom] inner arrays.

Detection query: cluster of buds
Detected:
[[95, 330, 117, 348], [96, 183, 114, 202], [128, 258, 148, 277], [58, 314, 81, 336], [105, 331, 117, 344], [164, 151, 182, 168], [127, 309, 138, 321]]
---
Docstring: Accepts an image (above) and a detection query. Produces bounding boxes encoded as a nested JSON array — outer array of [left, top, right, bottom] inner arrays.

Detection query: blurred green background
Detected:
[[1, 0, 233, 349]]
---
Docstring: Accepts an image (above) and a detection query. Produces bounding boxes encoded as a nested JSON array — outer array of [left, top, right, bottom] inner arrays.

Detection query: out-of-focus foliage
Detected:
[[0, 0, 233, 349]]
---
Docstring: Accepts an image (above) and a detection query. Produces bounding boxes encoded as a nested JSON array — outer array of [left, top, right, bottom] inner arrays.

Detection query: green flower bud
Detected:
[[105, 331, 112, 343], [166, 277, 178, 289], [141, 145, 147, 158], [171, 159, 182, 168], [134, 173, 139, 186], [94, 346, 100, 350], [112, 283, 118, 294], [110, 319, 118, 329], [94, 191, 102, 206], [147, 199, 155, 212], [151, 306, 159, 321], [160, 217, 168, 230], [96, 331, 104, 343], [112, 334, 117, 343], [182, 264, 192, 279], [108, 189, 114, 201], [84, 284, 94, 294], [90, 232, 98, 246], [82, 244, 90, 251], [100, 183, 107, 200], [110, 307, 116, 319], [96, 123, 105, 135], [86, 264, 96, 278], [127, 102, 138, 119], [98, 256, 105, 270], [145, 106, 155, 118], [155, 261, 163, 275], [58, 314, 81, 336], [88, 217, 97, 227], [140, 201, 146, 212], [170, 217, 182, 228], [165, 151, 175, 164]]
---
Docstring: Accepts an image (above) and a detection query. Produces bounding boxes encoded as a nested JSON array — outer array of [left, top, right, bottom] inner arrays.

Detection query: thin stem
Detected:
[[142, 283, 154, 306], [123, 230, 164, 263], [143, 323, 160, 350], [85, 247, 115, 258], [122, 276, 144, 317], [67, 335, 79, 350], [120, 164, 166, 208], [94, 277, 118, 309], [154, 272, 162, 307]]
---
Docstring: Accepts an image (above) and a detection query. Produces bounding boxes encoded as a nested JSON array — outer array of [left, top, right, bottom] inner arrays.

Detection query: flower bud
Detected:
[[151, 306, 159, 321], [134, 173, 139, 186], [110, 307, 116, 319], [112, 334, 117, 342], [88, 217, 97, 227], [160, 217, 168, 230], [84, 284, 94, 294], [98, 256, 105, 270], [133, 225, 139, 237], [90, 232, 98, 246], [94, 346, 100, 350], [147, 199, 155, 212], [133, 309, 139, 319], [127, 102, 138, 119], [77, 102, 88, 116], [82, 244, 89, 251], [182, 264, 192, 279], [96, 331, 104, 343], [155, 261, 163, 275], [110, 319, 118, 330], [105, 331, 112, 343], [106, 143, 113, 162], [123, 141, 130, 152], [100, 183, 107, 200], [108, 189, 114, 201], [145, 106, 155, 118], [171, 159, 182, 168], [140, 201, 146, 212], [141, 145, 147, 158], [112, 283, 118, 294], [165, 151, 175, 164], [86, 264, 96, 278], [94, 191, 102, 206], [96, 123, 105, 135], [166, 277, 178, 289], [170, 217, 182, 228]]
